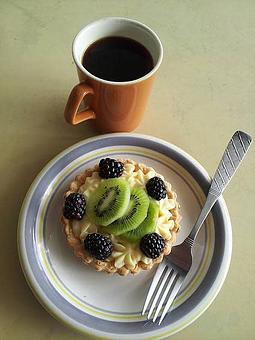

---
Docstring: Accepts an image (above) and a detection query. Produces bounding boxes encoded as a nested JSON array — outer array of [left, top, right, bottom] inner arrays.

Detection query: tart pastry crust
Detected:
[[61, 159, 180, 276]]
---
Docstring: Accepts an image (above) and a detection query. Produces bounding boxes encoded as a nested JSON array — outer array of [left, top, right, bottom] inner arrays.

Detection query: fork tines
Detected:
[[142, 261, 184, 324]]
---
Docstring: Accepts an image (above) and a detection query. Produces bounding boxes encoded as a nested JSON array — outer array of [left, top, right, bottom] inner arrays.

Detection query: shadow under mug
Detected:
[[64, 17, 163, 133]]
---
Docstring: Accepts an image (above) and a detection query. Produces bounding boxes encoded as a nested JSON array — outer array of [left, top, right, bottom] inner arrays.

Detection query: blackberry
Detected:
[[146, 176, 167, 200], [140, 233, 165, 259], [99, 158, 124, 179], [84, 233, 113, 261], [63, 193, 86, 220]]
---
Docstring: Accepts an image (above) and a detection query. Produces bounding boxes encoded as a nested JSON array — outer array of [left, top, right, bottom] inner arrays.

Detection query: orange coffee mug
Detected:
[[64, 17, 163, 132]]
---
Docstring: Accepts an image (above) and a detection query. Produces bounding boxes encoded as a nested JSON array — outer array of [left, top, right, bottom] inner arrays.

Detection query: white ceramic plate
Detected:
[[18, 133, 232, 339]]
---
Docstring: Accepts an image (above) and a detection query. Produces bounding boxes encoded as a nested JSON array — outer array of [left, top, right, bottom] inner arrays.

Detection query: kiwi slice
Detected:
[[121, 200, 159, 243], [86, 178, 130, 226], [101, 187, 149, 235]]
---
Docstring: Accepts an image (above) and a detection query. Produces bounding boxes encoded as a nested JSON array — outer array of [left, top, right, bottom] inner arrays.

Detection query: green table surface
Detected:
[[1, 1, 254, 339]]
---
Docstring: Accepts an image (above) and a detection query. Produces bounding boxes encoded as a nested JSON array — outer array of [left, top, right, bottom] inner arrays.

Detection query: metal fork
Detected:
[[142, 130, 252, 325]]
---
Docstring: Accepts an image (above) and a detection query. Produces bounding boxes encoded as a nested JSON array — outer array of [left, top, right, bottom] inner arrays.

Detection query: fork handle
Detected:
[[188, 131, 252, 242]]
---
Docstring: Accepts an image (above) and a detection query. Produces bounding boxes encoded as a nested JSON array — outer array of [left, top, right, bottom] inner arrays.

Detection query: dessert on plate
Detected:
[[61, 158, 180, 276]]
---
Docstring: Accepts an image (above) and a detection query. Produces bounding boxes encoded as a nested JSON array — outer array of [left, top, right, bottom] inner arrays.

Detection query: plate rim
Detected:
[[17, 132, 232, 339]]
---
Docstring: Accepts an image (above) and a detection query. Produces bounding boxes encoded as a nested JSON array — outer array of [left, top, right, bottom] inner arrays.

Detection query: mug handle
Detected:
[[64, 82, 96, 125]]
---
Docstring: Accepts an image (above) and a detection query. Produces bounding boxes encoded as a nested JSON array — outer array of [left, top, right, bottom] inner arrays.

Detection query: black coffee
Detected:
[[82, 36, 154, 82]]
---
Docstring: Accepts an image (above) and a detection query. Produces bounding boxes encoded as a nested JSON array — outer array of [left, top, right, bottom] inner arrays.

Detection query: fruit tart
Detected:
[[61, 158, 180, 276]]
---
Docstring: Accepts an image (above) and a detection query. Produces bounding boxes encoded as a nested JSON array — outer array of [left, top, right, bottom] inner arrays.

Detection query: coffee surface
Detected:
[[82, 36, 154, 82]]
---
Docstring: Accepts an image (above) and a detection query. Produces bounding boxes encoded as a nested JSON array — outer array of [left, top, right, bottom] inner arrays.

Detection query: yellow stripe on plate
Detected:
[[36, 147, 214, 321]]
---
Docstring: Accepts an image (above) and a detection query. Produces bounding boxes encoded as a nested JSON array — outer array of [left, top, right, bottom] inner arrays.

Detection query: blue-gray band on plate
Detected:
[[20, 135, 230, 335]]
